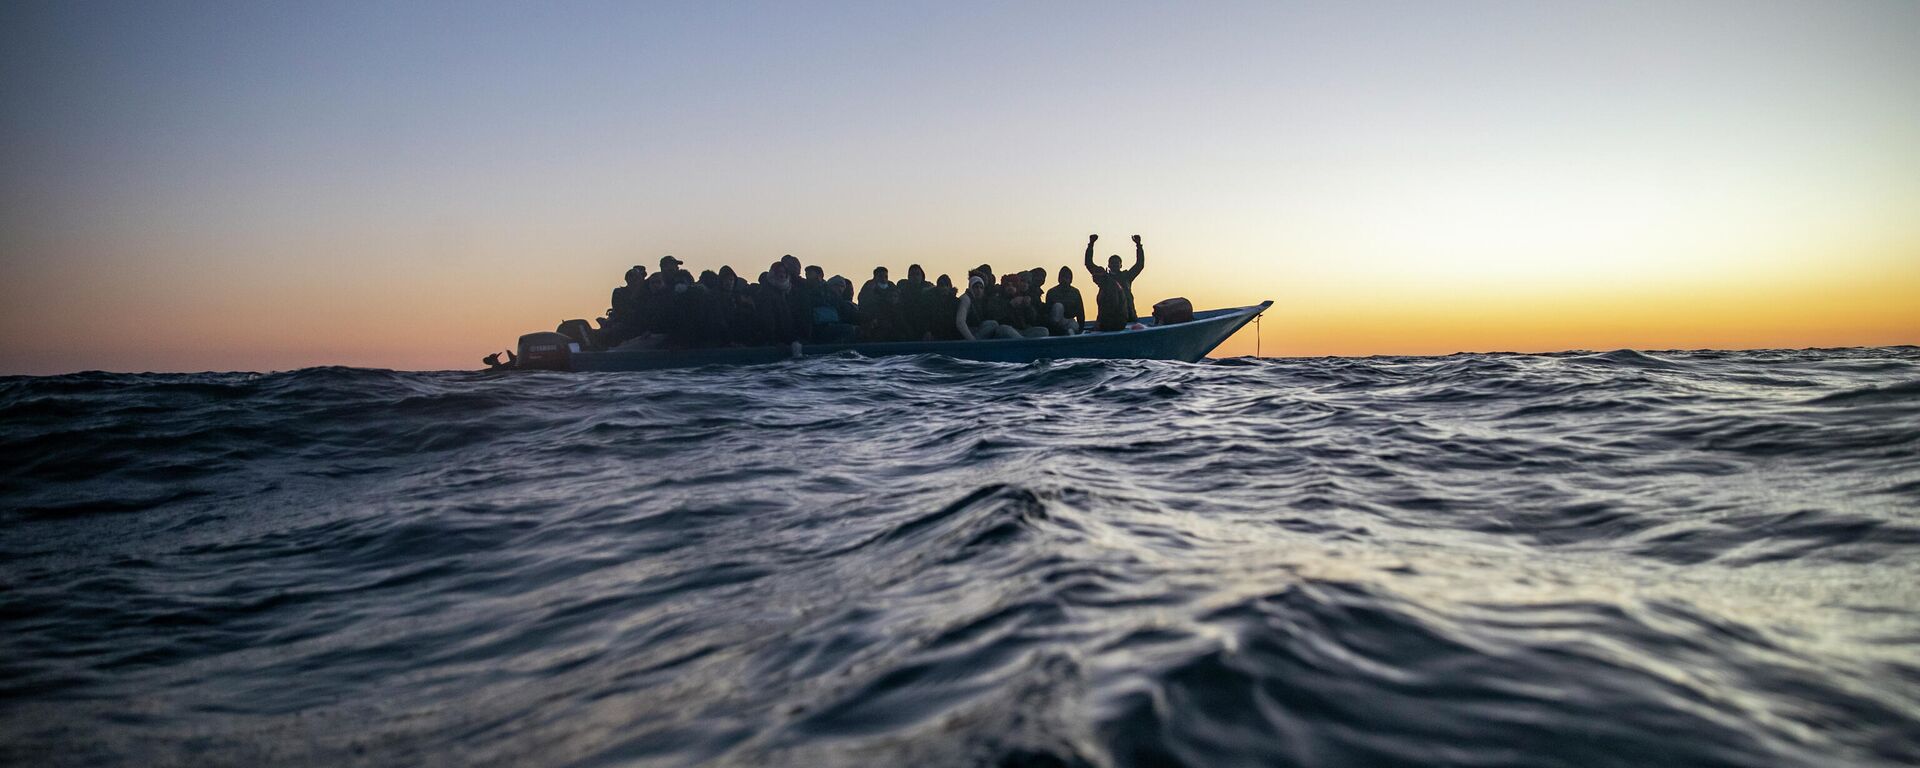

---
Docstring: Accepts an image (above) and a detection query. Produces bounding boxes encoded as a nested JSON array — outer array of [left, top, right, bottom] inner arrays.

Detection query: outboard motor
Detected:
[[516, 331, 577, 371]]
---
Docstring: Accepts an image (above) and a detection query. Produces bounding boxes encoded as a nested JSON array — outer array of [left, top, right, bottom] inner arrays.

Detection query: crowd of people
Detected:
[[572, 235, 1148, 350]]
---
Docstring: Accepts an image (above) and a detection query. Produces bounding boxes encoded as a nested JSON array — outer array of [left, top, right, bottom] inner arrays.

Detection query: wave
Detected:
[[2, 347, 1918, 766]]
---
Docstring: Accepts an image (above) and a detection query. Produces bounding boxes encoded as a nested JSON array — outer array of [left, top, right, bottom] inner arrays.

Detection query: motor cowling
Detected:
[[516, 332, 577, 371]]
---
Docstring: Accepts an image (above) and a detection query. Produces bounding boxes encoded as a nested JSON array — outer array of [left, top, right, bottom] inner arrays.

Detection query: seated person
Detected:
[[991, 274, 1048, 338], [927, 275, 963, 340], [603, 265, 648, 343], [956, 276, 1022, 340], [858, 266, 893, 308], [1045, 266, 1085, 334], [858, 280, 905, 341], [897, 264, 931, 340]]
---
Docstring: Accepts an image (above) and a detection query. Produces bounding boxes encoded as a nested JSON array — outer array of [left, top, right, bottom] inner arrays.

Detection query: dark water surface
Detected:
[[3, 348, 1918, 767]]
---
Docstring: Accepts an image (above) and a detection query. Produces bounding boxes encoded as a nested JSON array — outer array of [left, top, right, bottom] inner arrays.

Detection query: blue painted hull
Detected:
[[562, 302, 1271, 371]]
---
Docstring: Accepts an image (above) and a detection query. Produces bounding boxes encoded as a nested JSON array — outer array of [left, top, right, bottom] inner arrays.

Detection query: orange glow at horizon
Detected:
[[2, 2, 1916, 374]]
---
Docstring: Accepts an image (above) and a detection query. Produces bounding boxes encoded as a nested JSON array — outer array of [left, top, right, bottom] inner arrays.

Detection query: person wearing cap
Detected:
[[1084, 234, 1146, 331], [660, 255, 691, 303]]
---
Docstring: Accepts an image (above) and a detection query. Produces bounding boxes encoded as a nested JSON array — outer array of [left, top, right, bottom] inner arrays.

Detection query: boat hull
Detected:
[[549, 302, 1270, 372]]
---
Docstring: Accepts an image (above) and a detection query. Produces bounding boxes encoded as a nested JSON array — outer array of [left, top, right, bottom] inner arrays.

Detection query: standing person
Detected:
[[1083, 234, 1146, 331], [1045, 266, 1085, 334]]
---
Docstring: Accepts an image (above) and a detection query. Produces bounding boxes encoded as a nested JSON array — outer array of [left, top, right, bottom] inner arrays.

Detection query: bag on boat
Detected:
[[1152, 297, 1194, 326]]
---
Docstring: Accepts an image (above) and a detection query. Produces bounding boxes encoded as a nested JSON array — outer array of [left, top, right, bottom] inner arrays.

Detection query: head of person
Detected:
[[1028, 268, 1046, 287], [625, 266, 647, 286], [647, 274, 667, 292], [718, 265, 737, 283], [805, 265, 824, 282], [907, 264, 925, 282], [1057, 266, 1074, 285], [660, 255, 683, 273], [781, 254, 802, 275], [757, 270, 774, 286], [968, 275, 986, 296], [698, 269, 718, 286], [936, 274, 953, 290], [872, 266, 888, 281], [1107, 254, 1123, 271]]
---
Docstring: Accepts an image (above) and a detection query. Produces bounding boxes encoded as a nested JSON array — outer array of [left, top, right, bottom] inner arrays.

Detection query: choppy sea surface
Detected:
[[3, 348, 1918, 767]]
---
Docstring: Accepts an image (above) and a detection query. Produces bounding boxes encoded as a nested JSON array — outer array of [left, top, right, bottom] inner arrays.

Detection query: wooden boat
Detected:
[[511, 301, 1271, 372]]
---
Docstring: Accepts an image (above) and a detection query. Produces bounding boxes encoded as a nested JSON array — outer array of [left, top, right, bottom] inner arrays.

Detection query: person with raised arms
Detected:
[[1083, 234, 1146, 331]]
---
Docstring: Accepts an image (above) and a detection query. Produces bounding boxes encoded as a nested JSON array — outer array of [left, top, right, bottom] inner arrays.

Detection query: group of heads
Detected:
[[626, 254, 1074, 300], [964, 265, 1071, 295]]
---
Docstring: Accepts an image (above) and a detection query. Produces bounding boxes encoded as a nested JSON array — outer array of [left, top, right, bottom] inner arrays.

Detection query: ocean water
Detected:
[[2, 348, 1918, 767]]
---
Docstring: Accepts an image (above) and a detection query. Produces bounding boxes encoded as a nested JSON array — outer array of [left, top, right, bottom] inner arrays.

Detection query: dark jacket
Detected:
[[1085, 241, 1145, 330], [1045, 284, 1085, 328]]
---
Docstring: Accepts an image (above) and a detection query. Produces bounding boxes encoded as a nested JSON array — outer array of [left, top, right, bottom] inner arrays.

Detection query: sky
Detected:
[[1, 0, 1915, 374]]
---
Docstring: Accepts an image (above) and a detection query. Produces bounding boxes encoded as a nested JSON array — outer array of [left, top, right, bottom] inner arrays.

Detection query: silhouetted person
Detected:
[[1046, 266, 1085, 334], [857, 267, 892, 307], [1084, 234, 1145, 331], [929, 275, 963, 340], [606, 265, 648, 343], [897, 264, 931, 340], [753, 270, 796, 344], [638, 273, 671, 335], [657, 255, 687, 286]]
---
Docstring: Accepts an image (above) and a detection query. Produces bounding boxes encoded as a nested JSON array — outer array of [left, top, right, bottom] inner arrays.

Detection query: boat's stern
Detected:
[[516, 332, 577, 371]]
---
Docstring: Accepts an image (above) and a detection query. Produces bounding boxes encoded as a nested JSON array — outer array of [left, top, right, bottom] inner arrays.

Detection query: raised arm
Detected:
[[1084, 234, 1102, 275], [956, 293, 975, 341], [1128, 235, 1145, 278]]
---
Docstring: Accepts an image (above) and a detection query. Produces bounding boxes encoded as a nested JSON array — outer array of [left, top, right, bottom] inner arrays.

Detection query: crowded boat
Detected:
[[561, 235, 1152, 351]]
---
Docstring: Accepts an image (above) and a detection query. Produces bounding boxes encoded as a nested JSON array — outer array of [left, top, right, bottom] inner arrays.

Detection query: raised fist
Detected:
[[1131, 235, 1141, 244], [1088, 234, 1099, 243]]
